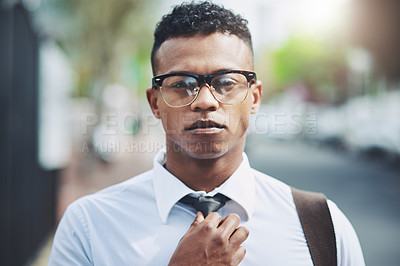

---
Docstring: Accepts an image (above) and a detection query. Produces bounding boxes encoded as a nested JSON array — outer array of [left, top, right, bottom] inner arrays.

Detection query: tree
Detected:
[[36, 0, 158, 98], [271, 34, 348, 104]]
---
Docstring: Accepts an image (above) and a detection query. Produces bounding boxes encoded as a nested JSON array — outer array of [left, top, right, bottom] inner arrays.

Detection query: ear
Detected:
[[146, 87, 161, 119], [250, 80, 262, 114]]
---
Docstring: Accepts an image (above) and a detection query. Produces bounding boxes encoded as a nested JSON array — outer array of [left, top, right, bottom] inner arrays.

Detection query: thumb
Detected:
[[187, 211, 204, 233]]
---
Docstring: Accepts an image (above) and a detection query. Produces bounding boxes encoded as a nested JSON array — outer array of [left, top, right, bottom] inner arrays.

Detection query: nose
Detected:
[[190, 84, 219, 111]]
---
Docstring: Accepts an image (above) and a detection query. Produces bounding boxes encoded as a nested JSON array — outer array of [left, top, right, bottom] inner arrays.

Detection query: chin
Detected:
[[184, 148, 230, 160], [167, 136, 242, 160]]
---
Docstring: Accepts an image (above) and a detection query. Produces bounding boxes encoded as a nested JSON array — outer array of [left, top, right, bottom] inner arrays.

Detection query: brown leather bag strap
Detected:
[[291, 187, 337, 266]]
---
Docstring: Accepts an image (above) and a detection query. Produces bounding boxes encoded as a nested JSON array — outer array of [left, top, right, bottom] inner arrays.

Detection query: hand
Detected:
[[168, 212, 249, 266]]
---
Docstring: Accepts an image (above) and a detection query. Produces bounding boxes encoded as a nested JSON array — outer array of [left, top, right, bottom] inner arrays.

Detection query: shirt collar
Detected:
[[152, 150, 255, 224]]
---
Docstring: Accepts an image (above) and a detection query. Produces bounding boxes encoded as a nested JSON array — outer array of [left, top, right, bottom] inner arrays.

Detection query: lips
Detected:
[[185, 120, 226, 134]]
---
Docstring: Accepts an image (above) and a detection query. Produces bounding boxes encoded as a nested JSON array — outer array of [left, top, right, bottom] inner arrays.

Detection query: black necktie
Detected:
[[179, 193, 230, 217]]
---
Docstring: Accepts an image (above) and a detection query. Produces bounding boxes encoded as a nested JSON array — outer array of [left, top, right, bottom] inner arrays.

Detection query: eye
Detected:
[[211, 73, 248, 96], [211, 75, 239, 95], [212, 77, 237, 87], [170, 80, 196, 89], [164, 76, 197, 90], [212, 73, 246, 89]]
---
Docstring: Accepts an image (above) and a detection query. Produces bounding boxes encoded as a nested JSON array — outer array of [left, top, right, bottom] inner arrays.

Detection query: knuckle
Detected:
[[230, 246, 246, 266], [227, 213, 240, 224], [211, 211, 222, 220], [237, 246, 247, 260], [240, 246, 247, 258], [203, 222, 215, 233]]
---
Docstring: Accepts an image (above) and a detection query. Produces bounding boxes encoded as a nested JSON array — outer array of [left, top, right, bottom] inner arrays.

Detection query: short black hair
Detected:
[[151, 1, 253, 74]]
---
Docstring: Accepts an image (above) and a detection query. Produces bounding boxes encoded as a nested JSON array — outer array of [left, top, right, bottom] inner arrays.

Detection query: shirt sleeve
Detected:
[[327, 200, 366, 266], [48, 200, 93, 266]]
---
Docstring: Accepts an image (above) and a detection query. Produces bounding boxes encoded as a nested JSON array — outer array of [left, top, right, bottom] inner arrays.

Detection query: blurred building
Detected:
[[0, 1, 59, 265], [352, 0, 400, 80]]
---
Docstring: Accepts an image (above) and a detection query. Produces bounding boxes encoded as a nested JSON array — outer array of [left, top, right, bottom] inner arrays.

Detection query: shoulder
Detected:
[[49, 171, 156, 265], [327, 200, 365, 265], [251, 167, 293, 200], [249, 167, 365, 265], [67, 169, 155, 216], [51, 170, 156, 251]]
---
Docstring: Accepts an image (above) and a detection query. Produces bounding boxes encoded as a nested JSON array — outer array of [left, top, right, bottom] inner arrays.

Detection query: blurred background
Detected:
[[1, 0, 399, 265]]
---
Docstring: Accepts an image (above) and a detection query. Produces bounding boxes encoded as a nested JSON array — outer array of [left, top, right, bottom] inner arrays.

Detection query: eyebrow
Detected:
[[165, 68, 234, 75]]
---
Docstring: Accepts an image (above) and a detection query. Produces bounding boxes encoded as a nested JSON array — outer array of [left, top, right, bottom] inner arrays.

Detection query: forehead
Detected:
[[154, 33, 254, 76]]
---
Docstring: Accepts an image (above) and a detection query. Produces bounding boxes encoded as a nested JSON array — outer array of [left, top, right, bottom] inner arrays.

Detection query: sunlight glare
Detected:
[[293, 0, 350, 34]]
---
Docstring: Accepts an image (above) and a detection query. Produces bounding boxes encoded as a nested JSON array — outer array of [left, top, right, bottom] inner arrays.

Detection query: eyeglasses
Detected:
[[152, 70, 257, 107]]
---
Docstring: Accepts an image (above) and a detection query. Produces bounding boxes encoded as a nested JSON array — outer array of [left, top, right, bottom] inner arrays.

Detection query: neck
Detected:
[[165, 140, 245, 192]]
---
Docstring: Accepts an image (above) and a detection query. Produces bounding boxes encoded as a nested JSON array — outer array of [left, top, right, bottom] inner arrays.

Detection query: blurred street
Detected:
[[246, 135, 400, 266]]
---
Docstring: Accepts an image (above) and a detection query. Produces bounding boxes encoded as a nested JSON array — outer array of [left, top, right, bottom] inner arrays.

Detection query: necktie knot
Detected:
[[179, 193, 230, 217]]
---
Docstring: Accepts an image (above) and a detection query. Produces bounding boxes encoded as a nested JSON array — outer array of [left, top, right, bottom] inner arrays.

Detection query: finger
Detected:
[[187, 212, 204, 233], [232, 245, 247, 265], [217, 215, 228, 227], [218, 213, 241, 239], [203, 211, 222, 227], [192, 211, 204, 225], [229, 226, 249, 248]]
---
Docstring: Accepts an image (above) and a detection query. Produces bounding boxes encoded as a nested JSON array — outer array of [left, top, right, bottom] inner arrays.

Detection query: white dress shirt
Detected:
[[48, 151, 365, 265]]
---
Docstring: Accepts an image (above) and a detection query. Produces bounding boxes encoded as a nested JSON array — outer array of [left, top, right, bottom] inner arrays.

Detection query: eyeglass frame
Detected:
[[151, 70, 257, 107]]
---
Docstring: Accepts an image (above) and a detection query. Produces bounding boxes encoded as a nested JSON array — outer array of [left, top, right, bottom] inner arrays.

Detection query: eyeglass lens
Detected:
[[160, 73, 250, 107]]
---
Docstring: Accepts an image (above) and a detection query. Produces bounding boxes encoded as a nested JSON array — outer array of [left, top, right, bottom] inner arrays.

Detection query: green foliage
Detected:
[[37, 0, 158, 98], [271, 34, 348, 95]]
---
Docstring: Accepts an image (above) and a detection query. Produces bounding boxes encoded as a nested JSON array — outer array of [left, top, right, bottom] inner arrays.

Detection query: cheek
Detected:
[[239, 100, 253, 123], [159, 108, 186, 134], [160, 108, 176, 132], [227, 105, 252, 135], [239, 114, 250, 132]]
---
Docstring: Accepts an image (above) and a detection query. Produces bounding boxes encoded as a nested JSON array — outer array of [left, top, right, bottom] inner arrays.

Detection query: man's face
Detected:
[[147, 33, 262, 159]]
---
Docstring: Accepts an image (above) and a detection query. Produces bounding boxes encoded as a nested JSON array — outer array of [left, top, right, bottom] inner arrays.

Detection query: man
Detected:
[[49, 2, 365, 265]]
